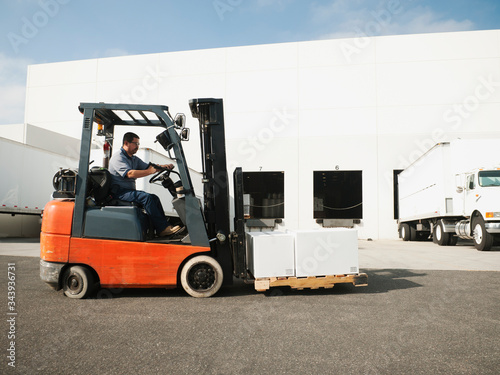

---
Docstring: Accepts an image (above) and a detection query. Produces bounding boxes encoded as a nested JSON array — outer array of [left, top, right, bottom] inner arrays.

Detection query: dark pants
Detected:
[[114, 189, 169, 233]]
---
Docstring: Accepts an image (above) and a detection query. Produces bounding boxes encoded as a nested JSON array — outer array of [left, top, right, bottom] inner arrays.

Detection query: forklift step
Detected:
[[254, 273, 368, 292]]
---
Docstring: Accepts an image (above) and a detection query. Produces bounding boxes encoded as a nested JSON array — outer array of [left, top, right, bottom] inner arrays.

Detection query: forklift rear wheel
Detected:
[[180, 256, 223, 298], [61, 265, 96, 299]]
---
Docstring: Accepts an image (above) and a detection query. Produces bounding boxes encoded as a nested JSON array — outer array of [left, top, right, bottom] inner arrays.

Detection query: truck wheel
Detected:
[[448, 236, 458, 246], [433, 220, 450, 246], [400, 224, 411, 241], [180, 255, 223, 298], [61, 265, 96, 299], [409, 226, 417, 241], [473, 216, 493, 251]]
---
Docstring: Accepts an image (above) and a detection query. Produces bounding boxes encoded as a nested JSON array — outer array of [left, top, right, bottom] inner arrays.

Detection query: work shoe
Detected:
[[159, 225, 182, 237]]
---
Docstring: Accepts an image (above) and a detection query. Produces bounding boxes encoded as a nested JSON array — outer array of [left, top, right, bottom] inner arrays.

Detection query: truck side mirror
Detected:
[[456, 186, 464, 193]]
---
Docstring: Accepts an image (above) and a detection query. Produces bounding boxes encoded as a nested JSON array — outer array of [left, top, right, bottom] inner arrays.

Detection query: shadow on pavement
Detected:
[[358, 268, 425, 294], [221, 268, 425, 297], [41, 268, 425, 300]]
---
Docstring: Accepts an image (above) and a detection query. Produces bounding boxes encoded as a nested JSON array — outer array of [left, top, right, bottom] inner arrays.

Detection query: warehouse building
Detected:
[[20, 29, 500, 239]]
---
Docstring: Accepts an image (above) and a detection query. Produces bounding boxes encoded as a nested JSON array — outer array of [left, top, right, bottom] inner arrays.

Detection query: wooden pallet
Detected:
[[254, 273, 368, 292]]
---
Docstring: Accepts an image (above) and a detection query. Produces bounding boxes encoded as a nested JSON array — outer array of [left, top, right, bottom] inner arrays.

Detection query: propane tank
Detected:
[[103, 140, 111, 169]]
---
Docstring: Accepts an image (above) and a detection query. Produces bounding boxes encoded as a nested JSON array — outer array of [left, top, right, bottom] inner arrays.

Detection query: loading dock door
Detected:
[[313, 170, 362, 219], [393, 169, 403, 220], [243, 171, 284, 219]]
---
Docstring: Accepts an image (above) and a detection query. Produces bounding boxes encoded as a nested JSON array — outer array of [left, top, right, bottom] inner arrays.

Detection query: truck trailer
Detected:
[[0, 137, 79, 237], [397, 139, 500, 251], [40, 99, 367, 298]]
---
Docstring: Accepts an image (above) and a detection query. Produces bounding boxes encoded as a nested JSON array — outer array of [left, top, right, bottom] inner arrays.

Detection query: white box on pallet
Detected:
[[246, 232, 295, 278], [291, 228, 359, 277]]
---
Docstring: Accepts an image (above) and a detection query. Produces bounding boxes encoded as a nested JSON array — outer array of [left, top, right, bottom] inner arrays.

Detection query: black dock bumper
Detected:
[[40, 260, 65, 290]]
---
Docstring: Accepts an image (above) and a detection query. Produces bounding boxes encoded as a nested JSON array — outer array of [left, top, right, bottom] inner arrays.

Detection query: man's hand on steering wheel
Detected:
[[150, 163, 174, 172], [149, 163, 175, 184]]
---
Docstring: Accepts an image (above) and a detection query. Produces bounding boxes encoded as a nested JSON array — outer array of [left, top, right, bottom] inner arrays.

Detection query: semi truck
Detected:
[[0, 137, 79, 237], [397, 139, 500, 251], [40, 99, 367, 298]]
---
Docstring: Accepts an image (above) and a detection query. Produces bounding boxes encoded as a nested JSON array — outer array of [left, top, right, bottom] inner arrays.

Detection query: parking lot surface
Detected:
[[0, 238, 499, 374]]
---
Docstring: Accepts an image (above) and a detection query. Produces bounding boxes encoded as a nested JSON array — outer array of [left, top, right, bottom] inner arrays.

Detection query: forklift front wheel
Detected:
[[180, 256, 223, 298], [61, 265, 96, 299]]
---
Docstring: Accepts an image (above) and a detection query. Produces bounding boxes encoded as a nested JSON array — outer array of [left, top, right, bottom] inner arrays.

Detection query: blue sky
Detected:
[[1, 0, 499, 124]]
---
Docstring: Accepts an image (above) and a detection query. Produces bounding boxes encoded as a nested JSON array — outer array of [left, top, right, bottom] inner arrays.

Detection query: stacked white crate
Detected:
[[291, 228, 359, 277], [246, 232, 295, 278], [246, 228, 359, 278]]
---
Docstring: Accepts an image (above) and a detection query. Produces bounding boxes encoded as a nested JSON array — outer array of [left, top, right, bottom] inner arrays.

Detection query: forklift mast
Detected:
[[189, 99, 233, 281]]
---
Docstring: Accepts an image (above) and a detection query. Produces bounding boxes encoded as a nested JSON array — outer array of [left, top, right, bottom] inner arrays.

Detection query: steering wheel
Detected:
[[149, 165, 172, 184]]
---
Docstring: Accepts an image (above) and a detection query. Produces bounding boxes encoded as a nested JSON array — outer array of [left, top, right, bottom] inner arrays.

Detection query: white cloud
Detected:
[[0, 54, 31, 124], [313, 1, 475, 40], [0, 53, 32, 85], [392, 7, 474, 35], [0, 84, 26, 125]]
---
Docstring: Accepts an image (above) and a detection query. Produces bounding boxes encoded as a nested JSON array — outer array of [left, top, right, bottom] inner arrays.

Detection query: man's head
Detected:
[[123, 132, 140, 156]]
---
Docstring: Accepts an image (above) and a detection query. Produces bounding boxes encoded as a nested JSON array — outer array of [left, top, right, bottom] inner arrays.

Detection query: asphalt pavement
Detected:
[[0, 238, 499, 374]]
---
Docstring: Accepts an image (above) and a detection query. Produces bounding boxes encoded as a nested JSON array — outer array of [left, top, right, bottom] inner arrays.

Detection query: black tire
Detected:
[[433, 220, 450, 246], [448, 235, 458, 246], [61, 265, 96, 299], [472, 215, 493, 251], [400, 224, 411, 241], [180, 256, 223, 298], [409, 225, 417, 241]]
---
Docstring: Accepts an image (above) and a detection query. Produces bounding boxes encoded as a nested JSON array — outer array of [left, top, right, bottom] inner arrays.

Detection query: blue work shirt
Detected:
[[108, 147, 149, 191]]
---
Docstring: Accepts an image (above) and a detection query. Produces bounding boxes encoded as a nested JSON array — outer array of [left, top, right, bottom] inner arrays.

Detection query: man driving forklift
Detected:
[[108, 131, 183, 237]]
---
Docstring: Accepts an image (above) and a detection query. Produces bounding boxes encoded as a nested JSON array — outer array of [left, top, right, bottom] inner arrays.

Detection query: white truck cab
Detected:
[[457, 168, 500, 250]]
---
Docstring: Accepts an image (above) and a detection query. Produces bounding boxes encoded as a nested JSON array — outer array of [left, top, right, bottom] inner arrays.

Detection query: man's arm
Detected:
[[126, 164, 157, 179], [126, 164, 174, 179]]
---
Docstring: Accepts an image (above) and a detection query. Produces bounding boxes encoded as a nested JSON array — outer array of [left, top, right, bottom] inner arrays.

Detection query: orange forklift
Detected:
[[40, 99, 247, 298], [40, 99, 367, 298]]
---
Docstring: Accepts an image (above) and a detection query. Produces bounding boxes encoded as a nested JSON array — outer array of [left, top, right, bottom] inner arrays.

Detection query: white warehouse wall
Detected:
[[24, 29, 500, 239]]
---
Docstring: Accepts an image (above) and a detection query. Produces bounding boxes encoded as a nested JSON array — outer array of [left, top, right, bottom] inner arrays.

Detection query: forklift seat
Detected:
[[87, 167, 140, 207], [85, 167, 152, 241]]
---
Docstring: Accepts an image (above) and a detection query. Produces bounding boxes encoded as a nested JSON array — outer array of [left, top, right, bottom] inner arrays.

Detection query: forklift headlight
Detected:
[[216, 232, 226, 243]]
